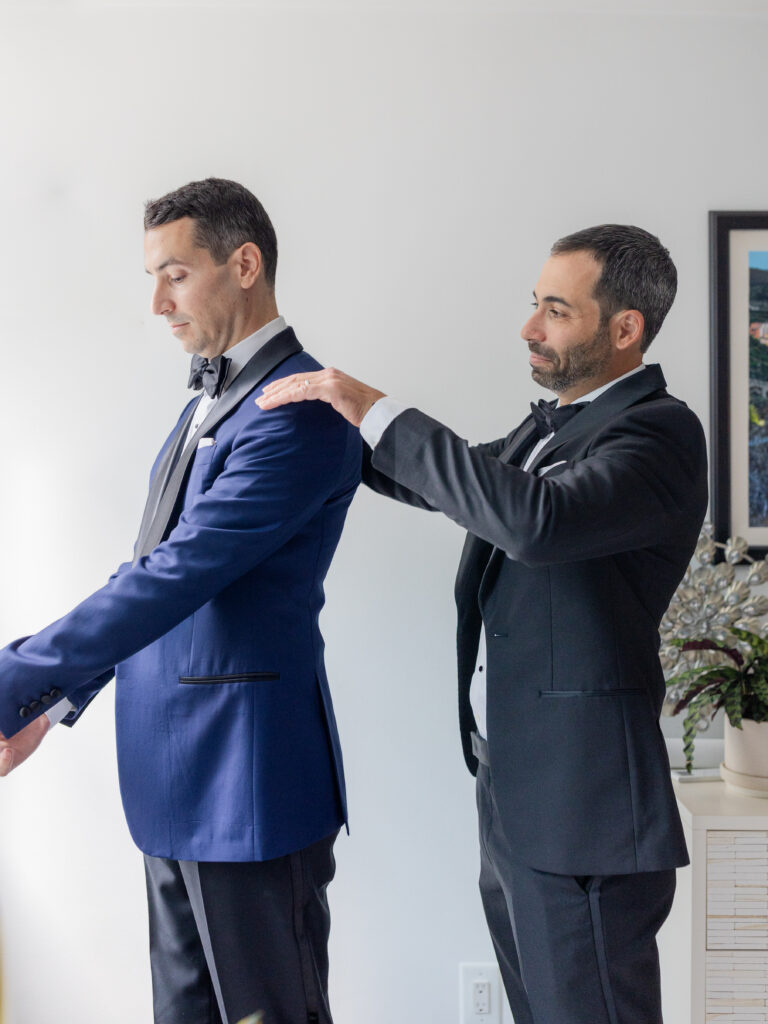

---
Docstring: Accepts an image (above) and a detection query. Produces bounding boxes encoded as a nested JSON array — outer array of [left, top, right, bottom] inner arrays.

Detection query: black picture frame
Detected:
[[710, 210, 768, 558]]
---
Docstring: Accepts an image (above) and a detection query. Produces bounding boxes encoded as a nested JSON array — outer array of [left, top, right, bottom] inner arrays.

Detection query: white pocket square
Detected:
[[197, 437, 215, 449], [537, 460, 567, 476]]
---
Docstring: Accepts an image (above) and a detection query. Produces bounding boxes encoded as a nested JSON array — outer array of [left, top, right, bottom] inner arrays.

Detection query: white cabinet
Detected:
[[659, 782, 768, 1023]]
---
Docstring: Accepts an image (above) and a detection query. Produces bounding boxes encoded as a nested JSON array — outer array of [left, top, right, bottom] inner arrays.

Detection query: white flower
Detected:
[[725, 536, 749, 564], [747, 560, 768, 585], [742, 595, 768, 617], [695, 536, 717, 564]]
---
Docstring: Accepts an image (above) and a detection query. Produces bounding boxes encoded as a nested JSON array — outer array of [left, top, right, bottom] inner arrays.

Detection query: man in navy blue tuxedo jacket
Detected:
[[0, 178, 361, 1024], [258, 225, 708, 1024]]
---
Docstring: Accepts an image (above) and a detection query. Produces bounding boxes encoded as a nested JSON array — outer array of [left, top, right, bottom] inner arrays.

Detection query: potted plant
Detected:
[[661, 526, 768, 793]]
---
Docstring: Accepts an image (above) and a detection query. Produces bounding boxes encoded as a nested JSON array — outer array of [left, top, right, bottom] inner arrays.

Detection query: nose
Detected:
[[521, 309, 544, 342], [151, 281, 174, 318]]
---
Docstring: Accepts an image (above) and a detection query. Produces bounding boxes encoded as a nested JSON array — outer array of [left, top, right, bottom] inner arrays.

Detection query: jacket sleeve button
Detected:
[[18, 706, 30, 719], [49, 689, 62, 700]]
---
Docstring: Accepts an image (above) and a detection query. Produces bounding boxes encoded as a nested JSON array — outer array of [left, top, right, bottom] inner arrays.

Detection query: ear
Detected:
[[232, 242, 264, 289], [612, 309, 645, 353]]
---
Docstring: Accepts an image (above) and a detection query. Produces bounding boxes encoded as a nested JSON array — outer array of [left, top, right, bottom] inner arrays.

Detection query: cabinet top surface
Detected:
[[673, 779, 768, 826]]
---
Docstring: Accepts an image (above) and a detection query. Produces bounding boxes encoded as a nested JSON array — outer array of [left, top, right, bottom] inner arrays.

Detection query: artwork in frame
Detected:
[[710, 211, 768, 558]]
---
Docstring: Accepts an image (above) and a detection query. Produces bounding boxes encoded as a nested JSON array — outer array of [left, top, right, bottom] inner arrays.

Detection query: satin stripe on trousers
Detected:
[[144, 830, 338, 1024], [475, 750, 675, 1024]]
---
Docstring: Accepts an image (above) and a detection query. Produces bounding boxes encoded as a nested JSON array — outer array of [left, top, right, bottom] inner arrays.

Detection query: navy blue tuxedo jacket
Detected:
[[0, 328, 362, 862], [364, 364, 708, 876]]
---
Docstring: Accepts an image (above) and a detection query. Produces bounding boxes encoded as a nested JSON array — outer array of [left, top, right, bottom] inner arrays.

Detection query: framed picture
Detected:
[[710, 210, 768, 557]]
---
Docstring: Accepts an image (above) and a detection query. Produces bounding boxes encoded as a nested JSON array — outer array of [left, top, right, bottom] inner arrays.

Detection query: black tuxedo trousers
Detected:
[[475, 734, 675, 1024]]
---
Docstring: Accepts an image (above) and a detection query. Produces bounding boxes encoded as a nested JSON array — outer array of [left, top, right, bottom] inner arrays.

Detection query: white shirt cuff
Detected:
[[360, 397, 409, 449], [45, 698, 76, 727]]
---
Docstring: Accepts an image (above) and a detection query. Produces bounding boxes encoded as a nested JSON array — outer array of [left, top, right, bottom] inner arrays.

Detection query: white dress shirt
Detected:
[[359, 363, 646, 739], [45, 316, 288, 729]]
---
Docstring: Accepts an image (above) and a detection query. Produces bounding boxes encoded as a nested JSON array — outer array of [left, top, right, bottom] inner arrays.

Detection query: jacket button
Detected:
[[49, 688, 62, 699], [29, 701, 41, 712], [40, 694, 52, 705], [18, 706, 30, 719]]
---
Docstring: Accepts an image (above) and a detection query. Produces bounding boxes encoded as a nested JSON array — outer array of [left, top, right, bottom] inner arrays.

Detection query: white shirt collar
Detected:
[[220, 315, 287, 393]]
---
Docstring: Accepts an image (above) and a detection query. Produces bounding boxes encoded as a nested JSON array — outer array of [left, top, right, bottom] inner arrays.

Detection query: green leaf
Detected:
[[724, 684, 743, 728], [682, 710, 700, 772], [672, 668, 740, 714], [673, 683, 715, 715], [750, 674, 768, 703], [666, 666, 713, 688], [733, 627, 768, 657]]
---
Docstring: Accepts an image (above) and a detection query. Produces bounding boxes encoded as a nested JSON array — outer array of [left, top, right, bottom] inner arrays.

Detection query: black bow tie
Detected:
[[188, 354, 231, 399], [530, 398, 588, 439]]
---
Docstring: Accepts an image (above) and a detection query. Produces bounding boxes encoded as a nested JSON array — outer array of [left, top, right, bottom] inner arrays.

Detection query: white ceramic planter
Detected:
[[720, 718, 768, 797]]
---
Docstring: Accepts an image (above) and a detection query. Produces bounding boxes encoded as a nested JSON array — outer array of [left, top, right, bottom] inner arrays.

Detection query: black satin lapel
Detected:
[[455, 531, 495, 604], [526, 364, 667, 473], [135, 328, 303, 561], [471, 418, 539, 603], [478, 546, 506, 607], [133, 402, 198, 561], [497, 420, 538, 465]]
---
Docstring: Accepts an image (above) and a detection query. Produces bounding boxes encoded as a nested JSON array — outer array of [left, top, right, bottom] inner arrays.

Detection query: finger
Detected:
[[262, 372, 320, 394], [0, 748, 14, 777], [257, 377, 318, 410], [261, 375, 294, 394], [258, 375, 310, 400]]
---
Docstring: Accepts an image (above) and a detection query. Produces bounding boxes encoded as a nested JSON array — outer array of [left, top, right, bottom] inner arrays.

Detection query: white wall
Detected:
[[0, 2, 765, 1021]]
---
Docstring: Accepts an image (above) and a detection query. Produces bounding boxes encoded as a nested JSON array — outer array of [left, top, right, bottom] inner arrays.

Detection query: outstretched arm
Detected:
[[0, 399, 356, 740], [258, 368, 708, 567]]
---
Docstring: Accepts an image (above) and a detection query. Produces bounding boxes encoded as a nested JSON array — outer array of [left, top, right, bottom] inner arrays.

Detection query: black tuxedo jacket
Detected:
[[364, 364, 707, 875]]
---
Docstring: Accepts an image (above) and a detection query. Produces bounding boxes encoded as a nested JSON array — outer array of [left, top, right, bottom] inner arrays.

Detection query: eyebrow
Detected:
[[533, 290, 574, 309], [144, 257, 190, 275]]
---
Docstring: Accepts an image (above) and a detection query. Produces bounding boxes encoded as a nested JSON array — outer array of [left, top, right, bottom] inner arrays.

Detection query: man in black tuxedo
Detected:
[[257, 224, 707, 1024]]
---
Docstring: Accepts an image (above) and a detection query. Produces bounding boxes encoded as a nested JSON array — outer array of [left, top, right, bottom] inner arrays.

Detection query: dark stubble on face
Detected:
[[529, 316, 612, 394]]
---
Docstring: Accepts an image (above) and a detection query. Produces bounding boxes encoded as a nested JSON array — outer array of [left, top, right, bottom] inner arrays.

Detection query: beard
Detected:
[[528, 317, 612, 394]]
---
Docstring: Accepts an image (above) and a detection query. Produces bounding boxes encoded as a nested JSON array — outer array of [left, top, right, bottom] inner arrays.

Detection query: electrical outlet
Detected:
[[473, 979, 491, 1013], [459, 962, 502, 1023]]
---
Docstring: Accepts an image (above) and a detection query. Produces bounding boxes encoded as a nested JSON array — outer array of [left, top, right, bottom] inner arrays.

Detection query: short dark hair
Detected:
[[551, 224, 676, 351], [144, 177, 278, 288]]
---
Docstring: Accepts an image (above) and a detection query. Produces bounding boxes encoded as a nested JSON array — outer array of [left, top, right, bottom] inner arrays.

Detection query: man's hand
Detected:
[[0, 714, 50, 777], [256, 368, 385, 428]]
